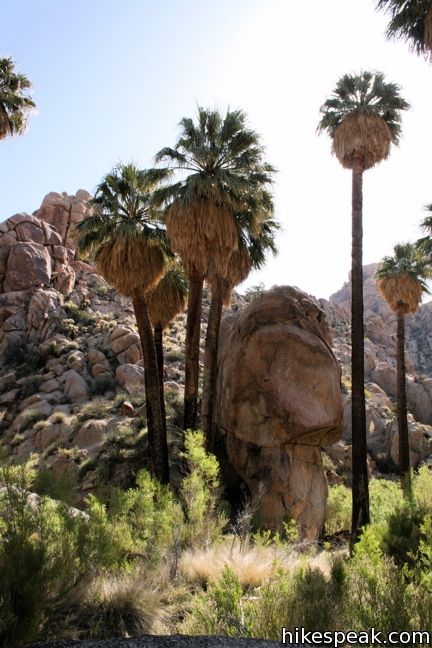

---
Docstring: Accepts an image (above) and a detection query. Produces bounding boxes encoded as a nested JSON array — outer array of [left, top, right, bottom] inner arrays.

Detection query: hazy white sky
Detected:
[[1, 0, 431, 299]]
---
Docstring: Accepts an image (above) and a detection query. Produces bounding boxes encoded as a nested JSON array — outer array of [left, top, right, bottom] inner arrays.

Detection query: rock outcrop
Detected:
[[214, 286, 343, 539]]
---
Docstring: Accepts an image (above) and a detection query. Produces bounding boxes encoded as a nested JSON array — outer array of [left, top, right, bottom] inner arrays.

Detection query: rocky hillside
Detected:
[[0, 190, 431, 505]]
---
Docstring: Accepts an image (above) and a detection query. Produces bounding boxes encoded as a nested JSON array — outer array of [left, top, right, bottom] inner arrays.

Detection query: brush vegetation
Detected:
[[1, 438, 432, 646]]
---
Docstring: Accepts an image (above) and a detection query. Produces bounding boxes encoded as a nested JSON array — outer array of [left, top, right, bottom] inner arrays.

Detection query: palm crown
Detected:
[[155, 107, 274, 209], [146, 265, 188, 330], [74, 163, 170, 295], [317, 71, 409, 170], [376, 0, 432, 56], [153, 107, 275, 276], [376, 242, 430, 314], [0, 57, 35, 139]]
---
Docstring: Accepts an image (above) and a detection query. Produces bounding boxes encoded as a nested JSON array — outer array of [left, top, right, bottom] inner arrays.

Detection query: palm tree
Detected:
[[203, 206, 279, 451], [416, 203, 432, 258], [146, 265, 188, 437], [0, 57, 35, 140], [376, 243, 429, 494], [376, 0, 432, 58], [318, 71, 409, 541], [74, 163, 170, 484], [154, 107, 275, 432]]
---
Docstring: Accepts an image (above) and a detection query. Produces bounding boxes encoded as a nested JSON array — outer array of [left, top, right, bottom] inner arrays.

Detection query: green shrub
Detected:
[[369, 478, 403, 524], [113, 391, 144, 409], [50, 411, 68, 425], [165, 349, 184, 363], [33, 469, 77, 505], [181, 566, 246, 637], [180, 430, 227, 546], [344, 530, 411, 635], [18, 409, 47, 431], [182, 559, 346, 640], [0, 464, 88, 647], [90, 374, 116, 396], [58, 318, 79, 339], [85, 470, 183, 570], [77, 398, 112, 422], [325, 484, 351, 534], [412, 465, 432, 512], [64, 301, 95, 327], [34, 420, 49, 432], [165, 389, 183, 427]]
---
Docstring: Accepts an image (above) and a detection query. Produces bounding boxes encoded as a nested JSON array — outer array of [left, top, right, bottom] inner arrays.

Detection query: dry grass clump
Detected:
[[56, 572, 177, 641], [178, 539, 333, 588], [85, 574, 168, 638]]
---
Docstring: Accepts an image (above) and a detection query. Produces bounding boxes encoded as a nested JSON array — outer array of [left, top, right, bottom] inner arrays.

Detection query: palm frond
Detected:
[[376, 0, 432, 56], [0, 57, 35, 139]]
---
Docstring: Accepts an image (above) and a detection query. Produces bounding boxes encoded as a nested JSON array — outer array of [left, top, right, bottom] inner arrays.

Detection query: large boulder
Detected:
[[3, 242, 51, 291], [110, 325, 142, 364], [35, 189, 92, 250], [214, 286, 343, 540], [116, 363, 144, 393]]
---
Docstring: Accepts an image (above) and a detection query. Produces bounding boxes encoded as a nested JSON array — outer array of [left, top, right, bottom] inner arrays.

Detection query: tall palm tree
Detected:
[[0, 57, 35, 140], [154, 107, 275, 431], [74, 163, 170, 484], [318, 71, 409, 541], [376, 0, 432, 57], [376, 243, 429, 494], [146, 265, 188, 437], [203, 207, 279, 451]]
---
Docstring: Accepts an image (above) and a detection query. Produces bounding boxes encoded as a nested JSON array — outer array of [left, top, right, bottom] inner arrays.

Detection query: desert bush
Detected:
[[33, 469, 77, 505], [113, 391, 144, 409], [50, 411, 68, 425], [165, 349, 184, 363], [369, 477, 403, 523], [85, 470, 183, 570], [58, 318, 80, 339], [181, 566, 246, 637], [90, 374, 116, 396], [342, 529, 411, 636], [64, 301, 95, 327], [18, 408, 47, 431], [77, 574, 169, 639], [165, 389, 183, 427], [180, 430, 227, 547], [325, 484, 351, 534], [182, 558, 345, 640], [77, 398, 112, 422], [0, 464, 88, 647], [34, 420, 49, 432]]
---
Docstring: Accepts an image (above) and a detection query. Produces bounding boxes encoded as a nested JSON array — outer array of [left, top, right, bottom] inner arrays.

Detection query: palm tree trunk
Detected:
[[351, 159, 370, 544], [202, 276, 224, 451], [154, 323, 167, 439], [397, 310, 411, 497], [184, 270, 204, 430], [132, 289, 169, 484]]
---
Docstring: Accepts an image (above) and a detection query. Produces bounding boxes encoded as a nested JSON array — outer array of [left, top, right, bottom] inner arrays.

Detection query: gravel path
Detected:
[[28, 634, 288, 648]]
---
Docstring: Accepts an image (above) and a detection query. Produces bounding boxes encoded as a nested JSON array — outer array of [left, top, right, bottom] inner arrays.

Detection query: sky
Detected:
[[1, 0, 432, 300]]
